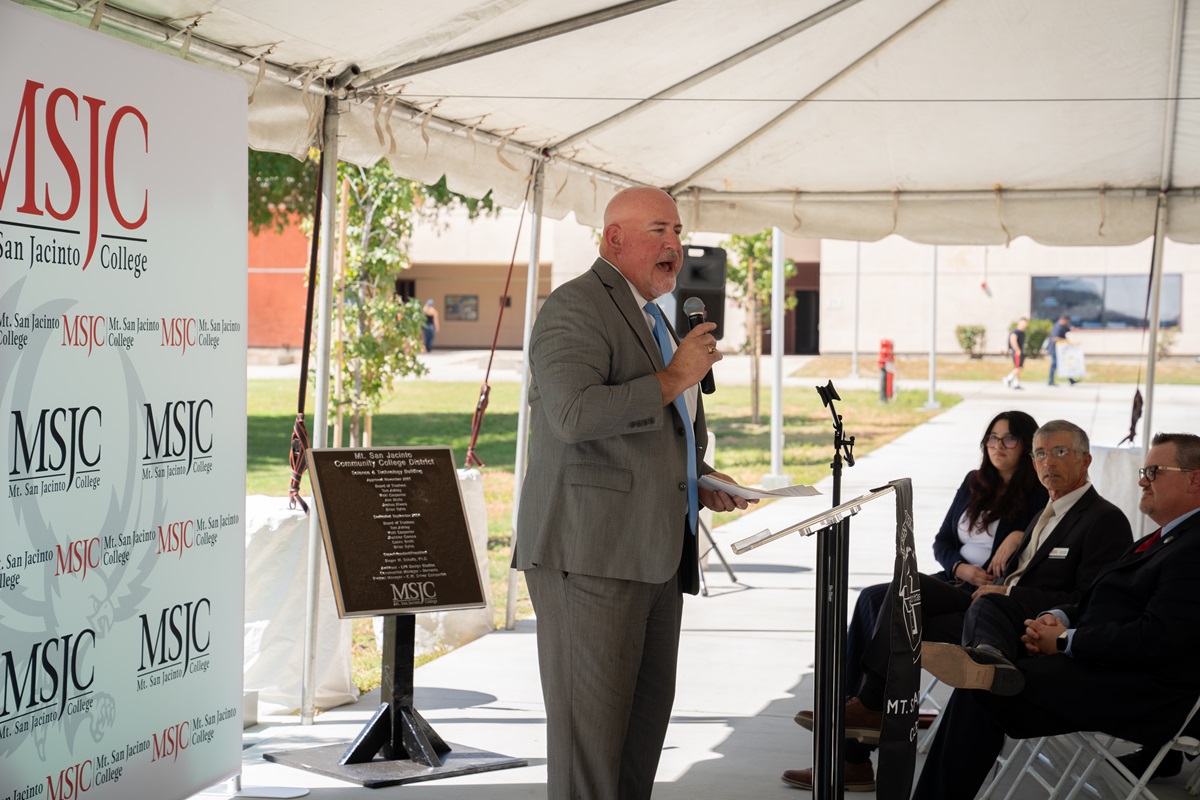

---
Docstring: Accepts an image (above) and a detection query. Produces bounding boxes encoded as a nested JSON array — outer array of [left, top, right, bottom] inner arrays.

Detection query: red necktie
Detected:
[[1134, 528, 1163, 553]]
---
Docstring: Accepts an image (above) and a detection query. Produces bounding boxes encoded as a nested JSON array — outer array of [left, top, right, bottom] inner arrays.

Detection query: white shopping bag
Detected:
[[1057, 342, 1086, 379]]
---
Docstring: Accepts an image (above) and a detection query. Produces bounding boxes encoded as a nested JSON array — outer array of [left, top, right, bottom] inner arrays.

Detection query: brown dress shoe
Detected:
[[781, 760, 876, 792], [921, 642, 1025, 696], [792, 697, 883, 744]]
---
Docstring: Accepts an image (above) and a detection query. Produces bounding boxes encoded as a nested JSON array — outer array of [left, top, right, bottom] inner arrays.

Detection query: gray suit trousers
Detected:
[[526, 565, 683, 800]]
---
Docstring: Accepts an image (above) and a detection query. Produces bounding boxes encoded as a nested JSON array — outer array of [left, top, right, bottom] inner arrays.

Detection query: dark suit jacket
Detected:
[[1059, 510, 1200, 690], [1002, 485, 1131, 611], [513, 258, 711, 593], [931, 471, 1048, 575]]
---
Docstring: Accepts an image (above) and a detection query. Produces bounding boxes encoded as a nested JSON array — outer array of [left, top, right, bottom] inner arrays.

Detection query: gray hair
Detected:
[[1034, 420, 1089, 454], [1151, 432, 1200, 470]]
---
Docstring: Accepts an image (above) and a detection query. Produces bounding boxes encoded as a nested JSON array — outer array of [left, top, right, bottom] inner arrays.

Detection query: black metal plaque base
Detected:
[[264, 614, 525, 787], [262, 740, 526, 788]]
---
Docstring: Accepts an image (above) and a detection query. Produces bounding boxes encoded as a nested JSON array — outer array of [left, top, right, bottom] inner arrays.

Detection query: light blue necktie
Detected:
[[645, 301, 698, 536]]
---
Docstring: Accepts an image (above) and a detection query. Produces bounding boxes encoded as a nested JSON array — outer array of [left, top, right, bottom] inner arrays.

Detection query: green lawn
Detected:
[[249, 376, 960, 691], [797, 355, 1200, 385]]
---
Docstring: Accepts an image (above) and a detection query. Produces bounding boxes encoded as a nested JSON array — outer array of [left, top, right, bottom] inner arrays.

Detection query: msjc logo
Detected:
[[391, 581, 437, 607], [138, 597, 211, 676], [0, 629, 96, 721], [0, 79, 149, 269], [143, 399, 213, 474], [9, 406, 101, 488]]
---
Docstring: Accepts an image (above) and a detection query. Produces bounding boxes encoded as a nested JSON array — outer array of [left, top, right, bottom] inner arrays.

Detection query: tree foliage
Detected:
[[247, 148, 498, 442], [721, 231, 798, 347]]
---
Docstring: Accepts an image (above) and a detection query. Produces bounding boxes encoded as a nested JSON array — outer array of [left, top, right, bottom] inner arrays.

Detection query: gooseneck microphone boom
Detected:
[[683, 296, 716, 395]]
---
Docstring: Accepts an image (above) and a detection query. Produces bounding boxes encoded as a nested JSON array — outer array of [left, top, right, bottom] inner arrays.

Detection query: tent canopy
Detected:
[[20, 0, 1199, 244]]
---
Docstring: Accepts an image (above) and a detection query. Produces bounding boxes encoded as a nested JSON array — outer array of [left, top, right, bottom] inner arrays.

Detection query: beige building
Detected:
[[400, 211, 1196, 359], [820, 237, 1198, 359]]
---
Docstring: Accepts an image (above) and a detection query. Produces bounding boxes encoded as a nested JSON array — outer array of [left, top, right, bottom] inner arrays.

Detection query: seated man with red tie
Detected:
[[915, 432, 1200, 800]]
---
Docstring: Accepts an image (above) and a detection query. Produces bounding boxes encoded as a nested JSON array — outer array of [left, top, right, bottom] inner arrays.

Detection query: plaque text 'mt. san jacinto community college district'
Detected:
[[307, 447, 486, 617]]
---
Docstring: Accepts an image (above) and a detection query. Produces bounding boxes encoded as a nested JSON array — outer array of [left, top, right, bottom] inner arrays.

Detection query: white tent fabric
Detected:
[[17, 0, 1200, 244]]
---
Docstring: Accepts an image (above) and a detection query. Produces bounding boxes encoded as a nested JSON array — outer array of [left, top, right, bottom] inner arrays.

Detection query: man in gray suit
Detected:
[[514, 187, 754, 799]]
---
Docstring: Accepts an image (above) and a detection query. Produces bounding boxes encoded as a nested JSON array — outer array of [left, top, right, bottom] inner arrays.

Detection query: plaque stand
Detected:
[[262, 614, 526, 788]]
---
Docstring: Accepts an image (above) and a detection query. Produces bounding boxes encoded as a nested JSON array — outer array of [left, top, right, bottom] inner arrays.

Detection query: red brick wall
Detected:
[[248, 221, 309, 348]]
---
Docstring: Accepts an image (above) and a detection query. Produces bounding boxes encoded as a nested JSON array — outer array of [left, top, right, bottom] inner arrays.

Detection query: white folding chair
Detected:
[[917, 674, 945, 754], [980, 694, 1200, 800]]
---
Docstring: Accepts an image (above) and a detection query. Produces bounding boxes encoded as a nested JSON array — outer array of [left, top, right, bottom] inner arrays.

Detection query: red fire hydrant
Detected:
[[878, 339, 895, 401]]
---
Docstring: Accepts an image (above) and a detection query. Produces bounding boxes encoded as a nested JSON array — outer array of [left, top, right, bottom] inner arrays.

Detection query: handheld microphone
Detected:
[[683, 296, 716, 395]]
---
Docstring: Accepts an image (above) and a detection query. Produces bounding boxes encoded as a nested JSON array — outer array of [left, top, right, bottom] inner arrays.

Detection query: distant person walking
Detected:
[[422, 298, 439, 352], [1047, 314, 1077, 386], [1002, 317, 1028, 390]]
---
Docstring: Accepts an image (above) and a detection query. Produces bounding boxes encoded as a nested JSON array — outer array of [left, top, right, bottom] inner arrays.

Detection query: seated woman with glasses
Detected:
[[842, 411, 1048, 693], [784, 410, 1048, 791]]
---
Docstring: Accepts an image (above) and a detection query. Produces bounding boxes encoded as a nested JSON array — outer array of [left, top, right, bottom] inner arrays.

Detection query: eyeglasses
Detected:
[[985, 434, 1020, 449], [1031, 446, 1079, 461], [1138, 465, 1196, 482]]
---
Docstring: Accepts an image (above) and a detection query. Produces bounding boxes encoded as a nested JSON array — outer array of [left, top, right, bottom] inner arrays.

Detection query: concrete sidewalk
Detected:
[[217, 355, 1198, 799]]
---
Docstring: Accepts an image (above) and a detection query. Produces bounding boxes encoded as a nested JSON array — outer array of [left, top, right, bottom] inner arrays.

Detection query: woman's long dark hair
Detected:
[[965, 410, 1041, 530]]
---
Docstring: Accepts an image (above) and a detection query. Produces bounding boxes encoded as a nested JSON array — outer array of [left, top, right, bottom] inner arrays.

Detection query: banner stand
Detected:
[[262, 614, 525, 788]]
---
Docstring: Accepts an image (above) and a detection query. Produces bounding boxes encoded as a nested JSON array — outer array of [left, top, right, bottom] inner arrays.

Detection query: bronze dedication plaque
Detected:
[[307, 446, 486, 617]]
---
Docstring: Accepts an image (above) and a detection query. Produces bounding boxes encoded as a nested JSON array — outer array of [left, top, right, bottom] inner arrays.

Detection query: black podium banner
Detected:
[[307, 446, 486, 617]]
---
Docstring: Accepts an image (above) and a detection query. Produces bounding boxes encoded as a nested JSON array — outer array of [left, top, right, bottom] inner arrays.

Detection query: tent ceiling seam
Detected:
[[667, 0, 953, 195], [548, 0, 866, 154], [354, 0, 680, 90]]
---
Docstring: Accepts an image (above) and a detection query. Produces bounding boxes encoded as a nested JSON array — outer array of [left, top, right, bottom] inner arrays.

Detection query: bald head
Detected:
[[600, 187, 683, 300]]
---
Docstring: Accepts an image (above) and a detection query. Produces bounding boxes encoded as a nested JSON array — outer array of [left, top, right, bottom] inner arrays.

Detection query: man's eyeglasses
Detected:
[[1138, 465, 1196, 482], [985, 434, 1020, 449], [1031, 446, 1078, 461]]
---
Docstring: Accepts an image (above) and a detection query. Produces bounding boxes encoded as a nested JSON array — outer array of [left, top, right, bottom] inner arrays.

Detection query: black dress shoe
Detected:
[[1117, 747, 1182, 780], [921, 642, 1025, 696]]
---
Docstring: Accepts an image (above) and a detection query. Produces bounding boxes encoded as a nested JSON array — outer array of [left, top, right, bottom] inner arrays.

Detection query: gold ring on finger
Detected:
[[707, 345, 716, 354]]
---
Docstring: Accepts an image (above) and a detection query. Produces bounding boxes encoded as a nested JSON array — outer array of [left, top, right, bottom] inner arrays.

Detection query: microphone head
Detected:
[[682, 296, 706, 320]]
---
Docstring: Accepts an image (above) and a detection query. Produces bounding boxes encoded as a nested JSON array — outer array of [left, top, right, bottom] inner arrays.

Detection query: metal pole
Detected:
[[765, 227, 790, 487], [505, 160, 544, 630], [850, 241, 861, 379], [1143, 193, 1167, 466], [925, 245, 941, 410], [301, 96, 340, 724]]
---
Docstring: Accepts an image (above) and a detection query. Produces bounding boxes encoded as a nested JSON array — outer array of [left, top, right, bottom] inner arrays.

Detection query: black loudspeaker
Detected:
[[673, 245, 726, 341]]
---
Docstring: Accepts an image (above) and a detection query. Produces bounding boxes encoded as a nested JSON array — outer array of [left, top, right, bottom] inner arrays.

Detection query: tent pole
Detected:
[[1142, 0, 1185, 474], [925, 245, 940, 410], [506, 160, 545, 630], [765, 227, 788, 487], [1142, 194, 1167, 464], [850, 241, 861, 379], [301, 96, 340, 724]]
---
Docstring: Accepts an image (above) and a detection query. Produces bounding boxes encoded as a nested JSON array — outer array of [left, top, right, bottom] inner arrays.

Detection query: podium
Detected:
[[734, 485, 897, 800], [732, 382, 920, 800]]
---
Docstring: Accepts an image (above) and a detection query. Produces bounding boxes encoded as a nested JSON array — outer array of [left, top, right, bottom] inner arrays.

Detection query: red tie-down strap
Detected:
[[464, 383, 490, 468], [288, 413, 310, 513]]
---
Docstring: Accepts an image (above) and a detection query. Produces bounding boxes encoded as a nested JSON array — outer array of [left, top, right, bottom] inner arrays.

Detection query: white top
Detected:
[[957, 510, 1000, 567]]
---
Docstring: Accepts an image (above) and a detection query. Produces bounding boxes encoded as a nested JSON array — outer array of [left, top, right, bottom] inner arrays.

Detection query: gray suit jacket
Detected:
[[513, 258, 711, 588]]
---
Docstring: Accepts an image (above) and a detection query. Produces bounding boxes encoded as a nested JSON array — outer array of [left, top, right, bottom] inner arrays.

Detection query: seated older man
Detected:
[[915, 432, 1200, 800]]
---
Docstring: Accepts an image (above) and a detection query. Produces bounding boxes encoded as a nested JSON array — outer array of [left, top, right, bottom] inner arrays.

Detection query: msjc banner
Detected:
[[1, 5, 247, 800]]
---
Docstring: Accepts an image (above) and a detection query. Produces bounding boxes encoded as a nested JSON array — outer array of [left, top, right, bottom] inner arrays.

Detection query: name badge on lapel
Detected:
[[1049, 547, 1070, 559]]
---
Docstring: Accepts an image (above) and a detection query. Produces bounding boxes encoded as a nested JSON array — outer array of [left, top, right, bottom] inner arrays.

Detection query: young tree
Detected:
[[721, 231, 796, 423], [247, 149, 495, 444]]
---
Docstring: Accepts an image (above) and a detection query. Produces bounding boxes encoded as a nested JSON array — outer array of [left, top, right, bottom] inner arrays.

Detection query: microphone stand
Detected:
[[813, 381, 855, 800]]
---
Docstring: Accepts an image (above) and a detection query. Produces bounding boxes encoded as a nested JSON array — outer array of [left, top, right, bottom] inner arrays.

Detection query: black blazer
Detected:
[[1002, 486, 1132, 610], [931, 471, 1048, 576], [1061, 511, 1200, 690]]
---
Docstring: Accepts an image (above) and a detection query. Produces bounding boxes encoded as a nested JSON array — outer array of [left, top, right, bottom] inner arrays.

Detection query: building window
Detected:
[[394, 278, 416, 302], [1031, 275, 1182, 329], [445, 294, 479, 321]]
